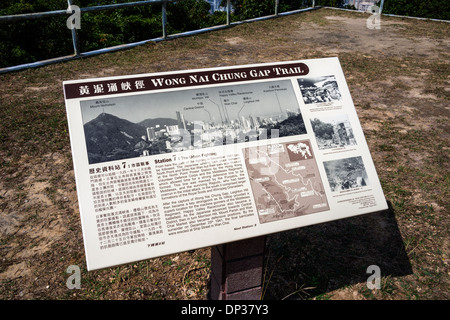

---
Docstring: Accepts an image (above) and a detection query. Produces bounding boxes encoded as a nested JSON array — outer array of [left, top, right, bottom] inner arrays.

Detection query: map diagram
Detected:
[[243, 140, 329, 223]]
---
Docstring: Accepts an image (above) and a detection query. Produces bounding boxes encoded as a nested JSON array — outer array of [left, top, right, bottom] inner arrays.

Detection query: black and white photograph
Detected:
[[310, 114, 357, 150], [323, 156, 369, 192], [62, 58, 391, 273], [297, 75, 342, 104], [81, 79, 307, 164]]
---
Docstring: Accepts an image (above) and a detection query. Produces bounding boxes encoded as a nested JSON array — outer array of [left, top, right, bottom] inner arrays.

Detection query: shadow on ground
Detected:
[[262, 201, 412, 299]]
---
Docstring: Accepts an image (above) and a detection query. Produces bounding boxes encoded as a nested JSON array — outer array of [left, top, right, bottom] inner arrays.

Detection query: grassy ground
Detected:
[[0, 8, 448, 300]]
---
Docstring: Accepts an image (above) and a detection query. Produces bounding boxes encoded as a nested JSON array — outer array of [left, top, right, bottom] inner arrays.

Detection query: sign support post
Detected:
[[210, 236, 266, 300]]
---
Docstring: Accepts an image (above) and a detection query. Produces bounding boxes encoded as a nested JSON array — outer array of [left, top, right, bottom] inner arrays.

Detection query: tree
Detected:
[[310, 118, 334, 140]]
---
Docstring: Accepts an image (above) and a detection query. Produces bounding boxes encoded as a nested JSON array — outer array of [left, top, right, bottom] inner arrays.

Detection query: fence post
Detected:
[[226, 0, 231, 25], [67, 0, 80, 56], [162, 0, 167, 39], [275, 0, 279, 16], [379, 0, 385, 14]]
